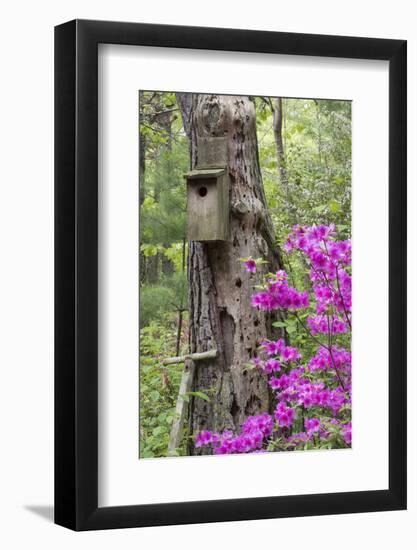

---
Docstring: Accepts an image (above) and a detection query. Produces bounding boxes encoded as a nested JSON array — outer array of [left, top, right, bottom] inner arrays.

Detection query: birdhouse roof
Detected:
[[184, 167, 226, 180]]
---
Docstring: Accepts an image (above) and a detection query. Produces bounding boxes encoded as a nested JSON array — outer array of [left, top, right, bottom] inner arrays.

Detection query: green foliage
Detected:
[[256, 98, 351, 246], [163, 242, 187, 272], [140, 271, 187, 328], [139, 319, 188, 458], [139, 92, 191, 458]]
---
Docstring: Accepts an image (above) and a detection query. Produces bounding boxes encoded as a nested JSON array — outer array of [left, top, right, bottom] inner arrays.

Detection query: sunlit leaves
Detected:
[[328, 199, 341, 213], [163, 242, 186, 272]]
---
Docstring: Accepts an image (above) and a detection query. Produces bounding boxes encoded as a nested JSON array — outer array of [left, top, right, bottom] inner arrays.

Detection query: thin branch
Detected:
[[162, 349, 218, 366]]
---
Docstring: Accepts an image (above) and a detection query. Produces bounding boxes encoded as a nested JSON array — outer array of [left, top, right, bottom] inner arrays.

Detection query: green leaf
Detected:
[[152, 426, 166, 437], [140, 243, 162, 257], [243, 362, 257, 371], [141, 449, 155, 458], [193, 391, 210, 402], [312, 204, 327, 214], [328, 199, 341, 213], [272, 321, 287, 328], [149, 390, 160, 402], [182, 391, 210, 402]]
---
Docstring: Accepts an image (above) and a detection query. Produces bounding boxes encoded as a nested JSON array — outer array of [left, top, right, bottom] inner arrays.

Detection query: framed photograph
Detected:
[[55, 19, 407, 530]]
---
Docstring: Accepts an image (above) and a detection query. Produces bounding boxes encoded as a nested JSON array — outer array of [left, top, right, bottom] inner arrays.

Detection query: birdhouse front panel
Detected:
[[185, 168, 229, 241]]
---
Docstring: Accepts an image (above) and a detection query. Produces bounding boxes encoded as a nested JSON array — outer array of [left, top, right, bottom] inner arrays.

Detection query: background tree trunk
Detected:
[[272, 98, 292, 222], [139, 92, 147, 284], [178, 94, 284, 454]]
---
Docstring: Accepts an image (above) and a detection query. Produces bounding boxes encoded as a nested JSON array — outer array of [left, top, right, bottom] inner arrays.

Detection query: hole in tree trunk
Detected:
[[220, 309, 235, 369], [230, 396, 240, 426]]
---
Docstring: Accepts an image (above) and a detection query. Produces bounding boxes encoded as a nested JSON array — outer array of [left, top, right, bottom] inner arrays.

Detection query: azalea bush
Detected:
[[196, 224, 352, 454]]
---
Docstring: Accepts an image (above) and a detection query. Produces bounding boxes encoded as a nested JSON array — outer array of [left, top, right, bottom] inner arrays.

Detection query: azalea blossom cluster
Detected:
[[251, 270, 309, 311], [252, 337, 301, 374], [308, 345, 351, 377], [196, 224, 352, 454], [285, 224, 352, 327], [287, 418, 352, 449], [307, 314, 347, 335], [195, 413, 274, 454], [268, 359, 350, 417]]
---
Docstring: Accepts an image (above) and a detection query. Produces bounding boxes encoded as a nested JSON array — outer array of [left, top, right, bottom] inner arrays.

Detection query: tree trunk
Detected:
[[139, 92, 147, 284], [178, 94, 284, 454], [272, 98, 292, 221]]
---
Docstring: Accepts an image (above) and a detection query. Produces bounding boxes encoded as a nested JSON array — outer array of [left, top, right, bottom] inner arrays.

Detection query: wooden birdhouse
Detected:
[[185, 167, 229, 241]]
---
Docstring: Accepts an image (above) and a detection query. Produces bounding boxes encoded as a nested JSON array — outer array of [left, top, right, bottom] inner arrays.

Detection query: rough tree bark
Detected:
[[178, 94, 284, 454]]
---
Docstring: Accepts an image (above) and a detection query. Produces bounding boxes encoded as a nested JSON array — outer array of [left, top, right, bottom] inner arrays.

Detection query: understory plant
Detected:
[[139, 317, 188, 457], [196, 224, 352, 454]]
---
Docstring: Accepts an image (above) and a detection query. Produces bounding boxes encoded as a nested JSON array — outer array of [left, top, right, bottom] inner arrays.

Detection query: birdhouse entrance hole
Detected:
[[198, 185, 208, 197]]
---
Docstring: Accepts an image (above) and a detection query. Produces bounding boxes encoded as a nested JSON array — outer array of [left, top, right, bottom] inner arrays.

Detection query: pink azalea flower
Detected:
[[243, 259, 257, 273]]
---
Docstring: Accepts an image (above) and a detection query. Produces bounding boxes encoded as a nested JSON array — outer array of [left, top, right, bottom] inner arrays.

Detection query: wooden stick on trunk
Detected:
[[162, 349, 217, 366]]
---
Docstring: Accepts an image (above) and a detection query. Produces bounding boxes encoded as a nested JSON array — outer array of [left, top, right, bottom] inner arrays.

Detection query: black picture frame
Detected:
[[55, 19, 407, 531]]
